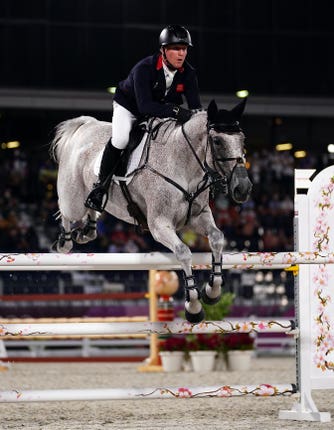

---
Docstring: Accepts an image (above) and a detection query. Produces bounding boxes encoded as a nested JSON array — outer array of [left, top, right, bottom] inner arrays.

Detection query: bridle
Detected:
[[207, 122, 246, 179]]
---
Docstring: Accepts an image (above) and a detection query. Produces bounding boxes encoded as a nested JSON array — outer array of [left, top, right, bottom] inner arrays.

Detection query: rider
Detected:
[[85, 24, 202, 212]]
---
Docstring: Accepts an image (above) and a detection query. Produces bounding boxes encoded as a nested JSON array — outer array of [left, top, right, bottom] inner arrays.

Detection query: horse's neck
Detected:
[[182, 112, 208, 164], [183, 111, 207, 140], [147, 113, 208, 187]]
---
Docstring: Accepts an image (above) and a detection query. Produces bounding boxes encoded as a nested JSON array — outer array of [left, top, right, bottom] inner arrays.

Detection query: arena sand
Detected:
[[0, 357, 333, 430]]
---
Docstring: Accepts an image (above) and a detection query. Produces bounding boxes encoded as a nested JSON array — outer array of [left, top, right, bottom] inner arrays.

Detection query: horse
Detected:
[[50, 99, 252, 323]]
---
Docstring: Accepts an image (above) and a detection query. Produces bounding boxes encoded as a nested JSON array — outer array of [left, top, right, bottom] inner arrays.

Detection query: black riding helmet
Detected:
[[159, 24, 193, 47]]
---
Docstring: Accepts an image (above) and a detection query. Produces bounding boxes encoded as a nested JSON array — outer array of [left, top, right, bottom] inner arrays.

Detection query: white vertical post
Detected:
[[279, 169, 331, 422]]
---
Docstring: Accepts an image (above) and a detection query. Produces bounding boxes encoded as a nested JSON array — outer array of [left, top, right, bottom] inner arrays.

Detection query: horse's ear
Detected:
[[207, 100, 218, 120], [230, 97, 247, 120]]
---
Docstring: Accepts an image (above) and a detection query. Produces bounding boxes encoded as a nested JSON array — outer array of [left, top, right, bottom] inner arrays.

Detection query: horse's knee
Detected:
[[209, 229, 224, 250], [175, 243, 192, 264]]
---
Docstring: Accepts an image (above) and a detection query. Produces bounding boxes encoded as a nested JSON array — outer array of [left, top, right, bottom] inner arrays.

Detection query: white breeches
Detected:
[[112, 101, 137, 150]]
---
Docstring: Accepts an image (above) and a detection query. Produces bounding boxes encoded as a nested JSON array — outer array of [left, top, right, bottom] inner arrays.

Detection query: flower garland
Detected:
[[139, 384, 295, 399], [312, 175, 334, 371]]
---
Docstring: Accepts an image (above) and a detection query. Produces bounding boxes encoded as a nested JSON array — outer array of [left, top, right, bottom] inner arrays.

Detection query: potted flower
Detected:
[[187, 333, 223, 372], [159, 336, 187, 372], [224, 332, 255, 371]]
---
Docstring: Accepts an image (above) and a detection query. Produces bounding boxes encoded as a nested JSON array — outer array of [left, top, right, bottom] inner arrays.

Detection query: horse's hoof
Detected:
[[50, 240, 72, 254], [71, 228, 84, 243], [71, 228, 79, 242], [50, 240, 59, 253], [201, 287, 222, 305], [185, 308, 205, 324]]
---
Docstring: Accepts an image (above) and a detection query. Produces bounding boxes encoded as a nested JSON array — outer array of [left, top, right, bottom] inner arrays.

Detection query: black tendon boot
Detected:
[[85, 140, 123, 212]]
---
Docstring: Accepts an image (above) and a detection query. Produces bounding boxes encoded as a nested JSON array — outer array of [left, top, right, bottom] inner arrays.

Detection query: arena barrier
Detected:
[[1, 166, 334, 422]]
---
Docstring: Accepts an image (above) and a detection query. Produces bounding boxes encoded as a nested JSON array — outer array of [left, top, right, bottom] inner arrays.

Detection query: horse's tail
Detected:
[[50, 116, 96, 163]]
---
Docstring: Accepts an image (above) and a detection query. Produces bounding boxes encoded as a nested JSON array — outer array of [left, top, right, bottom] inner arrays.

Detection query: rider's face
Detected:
[[162, 44, 188, 68]]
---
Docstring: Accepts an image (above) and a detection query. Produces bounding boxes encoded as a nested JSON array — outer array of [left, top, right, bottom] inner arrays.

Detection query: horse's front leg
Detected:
[[187, 209, 225, 305], [51, 217, 74, 253], [148, 217, 205, 324]]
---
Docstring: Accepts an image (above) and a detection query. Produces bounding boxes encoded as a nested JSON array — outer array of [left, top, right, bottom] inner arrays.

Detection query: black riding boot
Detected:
[[85, 140, 122, 212]]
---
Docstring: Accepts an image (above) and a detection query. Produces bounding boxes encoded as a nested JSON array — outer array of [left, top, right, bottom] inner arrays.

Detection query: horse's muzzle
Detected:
[[229, 164, 253, 204]]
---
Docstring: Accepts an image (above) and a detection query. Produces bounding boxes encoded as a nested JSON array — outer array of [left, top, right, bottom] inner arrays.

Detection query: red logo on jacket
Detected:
[[176, 84, 184, 93]]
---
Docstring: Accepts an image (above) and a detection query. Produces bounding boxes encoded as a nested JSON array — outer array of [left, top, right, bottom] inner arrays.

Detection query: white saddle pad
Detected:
[[93, 132, 148, 185]]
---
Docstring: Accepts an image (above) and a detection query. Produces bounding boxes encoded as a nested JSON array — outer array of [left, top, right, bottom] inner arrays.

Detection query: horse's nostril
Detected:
[[235, 187, 243, 198], [232, 184, 251, 203]]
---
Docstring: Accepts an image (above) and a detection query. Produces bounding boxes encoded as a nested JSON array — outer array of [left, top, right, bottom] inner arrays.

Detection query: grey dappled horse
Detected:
[[50, 99, 252, 323]]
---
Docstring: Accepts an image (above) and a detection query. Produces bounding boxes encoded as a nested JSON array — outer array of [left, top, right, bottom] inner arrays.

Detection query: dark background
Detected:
[[0, 0, 333, 95], [0, 0, 333, 158]]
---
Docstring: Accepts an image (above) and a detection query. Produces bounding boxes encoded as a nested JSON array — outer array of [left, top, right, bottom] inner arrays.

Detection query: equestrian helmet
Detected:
[[159, 25, 193, 47]]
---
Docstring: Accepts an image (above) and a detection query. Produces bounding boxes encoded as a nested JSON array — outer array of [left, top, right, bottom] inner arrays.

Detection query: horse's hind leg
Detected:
[[149, 217, 205, 324], [187, 209, 225, 305], [51, 217, 74, 253]]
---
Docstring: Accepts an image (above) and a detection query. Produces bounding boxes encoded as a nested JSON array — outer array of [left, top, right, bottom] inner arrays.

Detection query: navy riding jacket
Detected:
[[114, 53, 202, 119]]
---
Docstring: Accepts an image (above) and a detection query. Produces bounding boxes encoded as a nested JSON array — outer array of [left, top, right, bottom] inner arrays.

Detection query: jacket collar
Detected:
[[156, 54, 184, 73]]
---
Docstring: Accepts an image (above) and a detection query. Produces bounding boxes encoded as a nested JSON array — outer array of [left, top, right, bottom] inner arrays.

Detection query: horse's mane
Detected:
[[181, 110, 208, 139], [50, 116, 97, 163], [150, 110, 207, 143]]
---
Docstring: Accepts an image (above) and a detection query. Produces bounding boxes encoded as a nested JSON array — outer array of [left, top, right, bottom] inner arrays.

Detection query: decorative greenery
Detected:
[[202, 292, 235, 320], [178, 292, 235, 321]]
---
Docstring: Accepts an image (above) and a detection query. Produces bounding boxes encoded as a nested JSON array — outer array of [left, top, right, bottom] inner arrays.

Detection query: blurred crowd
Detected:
[[0, 147, 328, 255]]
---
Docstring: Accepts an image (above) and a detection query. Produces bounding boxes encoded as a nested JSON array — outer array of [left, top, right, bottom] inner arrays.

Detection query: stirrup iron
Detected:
[[85, 183, 108, 212]]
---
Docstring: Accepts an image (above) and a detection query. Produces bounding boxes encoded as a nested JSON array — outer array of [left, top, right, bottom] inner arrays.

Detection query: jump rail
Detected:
[[0, 251, 334, 271], [0, 319, 295, 337], [0, 384, 296, 402]]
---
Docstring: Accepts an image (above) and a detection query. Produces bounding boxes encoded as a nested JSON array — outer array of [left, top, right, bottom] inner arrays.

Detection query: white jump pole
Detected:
[[0, 384, 296, 402], [0, 251, 334, 271], [0, 319, 294, 337]]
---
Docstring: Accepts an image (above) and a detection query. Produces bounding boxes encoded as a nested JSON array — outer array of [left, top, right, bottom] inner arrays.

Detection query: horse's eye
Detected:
[[213, 137, 220, 145]]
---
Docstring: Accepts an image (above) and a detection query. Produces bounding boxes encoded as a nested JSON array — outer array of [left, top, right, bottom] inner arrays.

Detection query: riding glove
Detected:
[[174, 106, 192, 124]]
